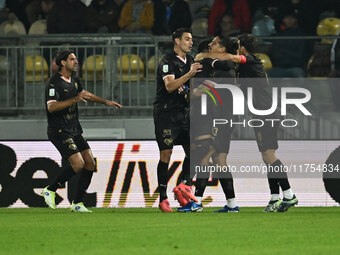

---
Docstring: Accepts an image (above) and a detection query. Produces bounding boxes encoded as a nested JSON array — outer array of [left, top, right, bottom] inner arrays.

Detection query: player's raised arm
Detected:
[[164, 62, 202, 93], [195, 52, 245, 64], [82, 90, 122, 109]]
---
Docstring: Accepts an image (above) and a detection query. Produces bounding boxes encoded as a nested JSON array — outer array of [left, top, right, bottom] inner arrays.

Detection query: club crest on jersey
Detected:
[[163, 65, 168, 73], [164, 138, 173, 146], [49, 88, 55, 97], [69, 144, 77, 150]]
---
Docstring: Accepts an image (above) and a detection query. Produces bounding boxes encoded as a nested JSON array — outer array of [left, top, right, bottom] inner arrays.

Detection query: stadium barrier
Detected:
[[0, 140, 338, 208], [0, 34, 340, 140]]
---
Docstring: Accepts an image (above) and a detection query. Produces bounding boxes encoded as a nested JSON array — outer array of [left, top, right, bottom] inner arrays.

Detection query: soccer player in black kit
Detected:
[[178, 35, 240, 212], [42, 50, 122, 212], [153, 28, 202, 212], [196, 34, 298, 212]]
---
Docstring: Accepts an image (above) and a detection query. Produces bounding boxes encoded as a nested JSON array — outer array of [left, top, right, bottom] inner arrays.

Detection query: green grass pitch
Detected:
[[1, 207, 340, 255]]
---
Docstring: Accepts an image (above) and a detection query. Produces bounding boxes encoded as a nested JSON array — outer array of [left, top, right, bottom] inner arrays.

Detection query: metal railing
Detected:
[[0, 34, 340, 139], [0, 34, 175, 112]]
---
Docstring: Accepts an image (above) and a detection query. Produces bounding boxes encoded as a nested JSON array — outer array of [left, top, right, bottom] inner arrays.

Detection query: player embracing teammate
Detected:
[[196, 34, 298, 212], [153, 28, 202, 212]]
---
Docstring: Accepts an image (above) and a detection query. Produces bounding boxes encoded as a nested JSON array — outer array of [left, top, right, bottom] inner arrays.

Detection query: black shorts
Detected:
[[253, 119, 279, 152], [211, 124, 234, 154], [154, 108, 189, 151], [47, 128, 90, 159]]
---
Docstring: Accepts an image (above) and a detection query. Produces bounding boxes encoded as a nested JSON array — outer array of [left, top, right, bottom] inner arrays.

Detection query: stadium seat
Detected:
[[317, 18, 340, 44], [146, 55, 162, 81], [252, 16, 276, 37], [28, 19, 47, 35], [26, 55, 48, 82], [255, 53, 272, 70], [0, 19, 26, 35], [117, 54, 144, 82], [191, 18, 208, 38], [82, 55, 106, 81]]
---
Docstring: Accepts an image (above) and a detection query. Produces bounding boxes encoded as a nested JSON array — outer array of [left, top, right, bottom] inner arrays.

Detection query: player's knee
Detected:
[[213, 153, 227, 166], [160, 149, 172, 163], [72, 158, 85, 172], [85, 158, 95, 171], [194, 139, 213, 165], [261, 150, 276, 164]]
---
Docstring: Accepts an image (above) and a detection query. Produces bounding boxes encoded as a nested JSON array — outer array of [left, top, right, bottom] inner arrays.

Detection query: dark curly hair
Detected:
[[238, 34, 257, 54], [55, 49, 74, 71]]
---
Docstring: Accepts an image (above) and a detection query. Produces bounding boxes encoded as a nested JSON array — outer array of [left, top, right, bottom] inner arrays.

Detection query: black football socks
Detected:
[[49, 166, 76, 192], [74, 168, 94, 204], [157, 161, 169, 202]]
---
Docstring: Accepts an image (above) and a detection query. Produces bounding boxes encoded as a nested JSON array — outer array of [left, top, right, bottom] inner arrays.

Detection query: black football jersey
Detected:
[[237, 54, 274, 112], [45, 73, 83, 135], [153, 51, 194, 111]]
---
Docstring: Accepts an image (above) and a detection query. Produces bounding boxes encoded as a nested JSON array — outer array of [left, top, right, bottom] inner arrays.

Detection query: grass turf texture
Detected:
[[0, 207, 340, 255]]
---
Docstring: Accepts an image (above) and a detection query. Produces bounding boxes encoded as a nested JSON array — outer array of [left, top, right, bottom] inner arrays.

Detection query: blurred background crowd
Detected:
[[0, 0, 339, 36]]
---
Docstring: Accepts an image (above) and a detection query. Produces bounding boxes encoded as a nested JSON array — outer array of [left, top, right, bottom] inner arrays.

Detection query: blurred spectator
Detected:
[[0, 0, 14, 24], [317, 0, 340, 21], [189, 0, 211, 20], [268, 11, 309, 77], [80, 0, 92, 5], [153, 0, 192, 35], [25, 0, 55, 27], [208, 0, 250, 35], [87, 0, 120, 33], [47, 0, 87, 33], [215, 12, 240, 37], [118, 0, 153, 33], [114, 0, 128, 12], [275, 0, 318, 35], [5, 0, 30, 30], [250, 0, 279, 25]]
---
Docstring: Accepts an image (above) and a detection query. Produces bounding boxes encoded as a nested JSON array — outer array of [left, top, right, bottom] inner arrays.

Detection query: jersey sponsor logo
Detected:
[[49, 88, 55, 97], [64, 89, 68, 93], [163, 65, 169, 73]]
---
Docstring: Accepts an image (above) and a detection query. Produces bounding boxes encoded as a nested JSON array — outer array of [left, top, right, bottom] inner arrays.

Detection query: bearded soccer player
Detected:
[[153, 28, 202, 212], [42, 49, 122, 212], [195, 34, 298, 212]]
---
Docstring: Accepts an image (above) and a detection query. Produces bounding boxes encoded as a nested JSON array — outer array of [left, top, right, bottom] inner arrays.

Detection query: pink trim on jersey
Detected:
[[61, 76, 71, 83], [47, 100, 57, 104], [176, 55, 187, 64], [212, 59, 219, 67], [163, 74, 175, 80], [240, 55, 247, 64]]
